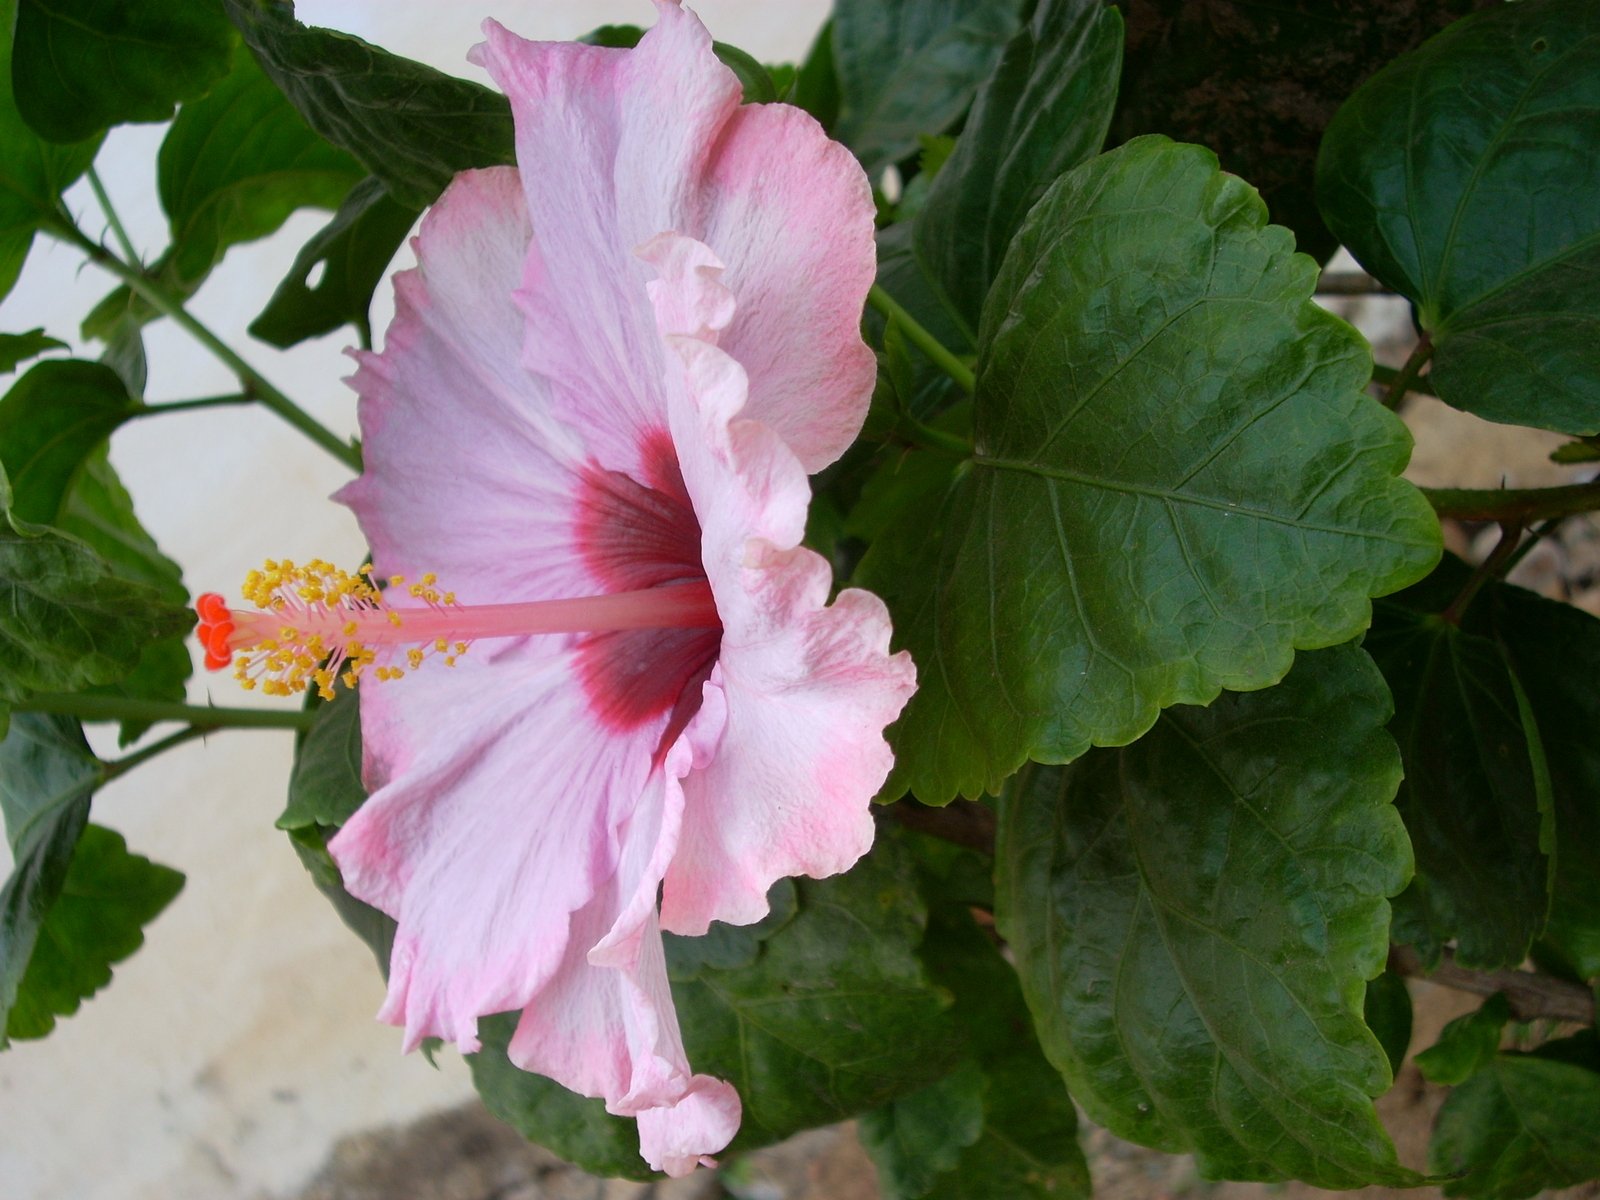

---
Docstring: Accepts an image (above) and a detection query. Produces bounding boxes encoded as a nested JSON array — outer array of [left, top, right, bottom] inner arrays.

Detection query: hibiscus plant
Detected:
[[2, 0, 1599, 1194]]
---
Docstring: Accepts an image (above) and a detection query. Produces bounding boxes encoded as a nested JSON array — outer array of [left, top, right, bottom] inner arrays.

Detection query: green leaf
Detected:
[[469, 842, 959, 1176], [223, 0, 514, 210], [996, 645, 1417, 1187], [0, 359, 139, 526], [0, 0, 103, 301], [58, 447, 191, 745], [862, 135, 1441, 803], [1550, 438, 1600, 465], [907, 899, 1088, 1200], [1416, 994, 1511, 1086], [1491, 586, 1600, 980], [1112, 0, 1489, 264], [157, 42, 365, 285], [56, 447, 182, 596], [275, 688, 392, 971], [285, 824, 394, 978], [831, 0, 1024, 174], [469, 1013, 651, 1182], [1367, 605, 1553, 970], [0, 522, 193, 708], [0, 362, 186, 744], [0, 713, 96, 1046], [662, 879, 797, 977], [96, 322, 147, 396], [5, 823, 182, 1041], [859, 1059, 988, 1199], [1363, 970, 1414, 1078], [669, 837, 961, 1153], [914, 0, 1123, 334], [463, 884, 802, 1183], [1430, 1052, 1600, 1199], [278, 685, 365, 832], [248, 177, 419, 349], [11, 0, 235, 142], [0, 328, 65, 374], [1316, 0, 1600, 434], [786, 18, 840, 129]]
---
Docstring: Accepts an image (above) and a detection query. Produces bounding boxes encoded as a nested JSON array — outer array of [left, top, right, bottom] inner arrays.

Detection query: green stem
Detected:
[[129, 392, 256, 419], [19, 693, 316, 731], [1371, 361, 1436, 398], [896, 413, 973, 458], [101, 725, 211, 782], [50, 222, 362, 472], [1423, 479, 1600, 524], [1316, 271, 1391, 296], [1383, 334, 1433, 410], [1442, 522, 1523, 626], [867, 285, 976, 395], [86, 166, 141, 266]]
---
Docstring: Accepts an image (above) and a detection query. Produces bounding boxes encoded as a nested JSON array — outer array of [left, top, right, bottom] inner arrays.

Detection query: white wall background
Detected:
[[0, 5, 828, 1198]]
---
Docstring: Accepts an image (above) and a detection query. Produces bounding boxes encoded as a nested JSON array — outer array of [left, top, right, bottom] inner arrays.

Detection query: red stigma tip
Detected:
[[196, 593, 237, 672]]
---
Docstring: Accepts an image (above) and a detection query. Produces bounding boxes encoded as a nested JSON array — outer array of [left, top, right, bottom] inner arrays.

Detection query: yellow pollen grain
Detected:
[[228, 557, 469, 698]]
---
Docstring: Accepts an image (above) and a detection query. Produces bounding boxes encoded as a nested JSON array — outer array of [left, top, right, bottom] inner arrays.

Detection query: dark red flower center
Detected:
[[573, 430, 722, 755]]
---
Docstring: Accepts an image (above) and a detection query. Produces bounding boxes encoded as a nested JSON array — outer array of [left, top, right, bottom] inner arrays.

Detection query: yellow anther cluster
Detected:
[[229, 558, 464, 701]]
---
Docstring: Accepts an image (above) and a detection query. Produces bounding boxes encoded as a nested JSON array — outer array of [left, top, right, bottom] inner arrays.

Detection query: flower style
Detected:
[[203, 1, 914, 1176]]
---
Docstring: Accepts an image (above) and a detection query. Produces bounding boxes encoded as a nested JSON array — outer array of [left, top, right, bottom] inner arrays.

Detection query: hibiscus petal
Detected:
[[473, 3, 741, 470], [665, 577, 916, 933], [329, 650, 660, 1053], [640, 245, 918, 932], [336, 166, 591, 606], [507, 716, 739, 1175], [707, 101, 879, 472]]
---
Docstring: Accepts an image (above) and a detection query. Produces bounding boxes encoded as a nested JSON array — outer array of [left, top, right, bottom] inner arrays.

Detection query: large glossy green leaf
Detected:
[[469, 1012, 649, 1182], [0, 522, 193, 711], [667, 837, 960, 1152], [1112, 0, 1492, 263], [0, 0, 102, 302], [863, 895, 1088, 1200], [1491, 586, 1600, 980], [465, 884, 800, 1182], [831, 0, 1023, 174], [0, 713, 96, 1046], [158, 42, 365, 285], [468, 843, 957, 1177], [861, 135, 1440, 803], [1430, 1050, 1600, 1199], [914, 0, 1123, 334], [0, 360, 139, 526], [1317, 0, 1600, 434], [5, 823, 182, 1041], [58, 447, 191, 744], [11, 0, 234, 142], [1367, 603, 1552, 970], [996, 645, 1416, 1187], [223, 0, 513, 211], [248, 177, 419, 349], [860, 1060, 988, 1199], [0, 329, 65, 374]]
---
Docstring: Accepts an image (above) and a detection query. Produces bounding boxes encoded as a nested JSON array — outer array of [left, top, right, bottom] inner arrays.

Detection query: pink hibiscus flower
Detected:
[[200, 0, 914, 1176]]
